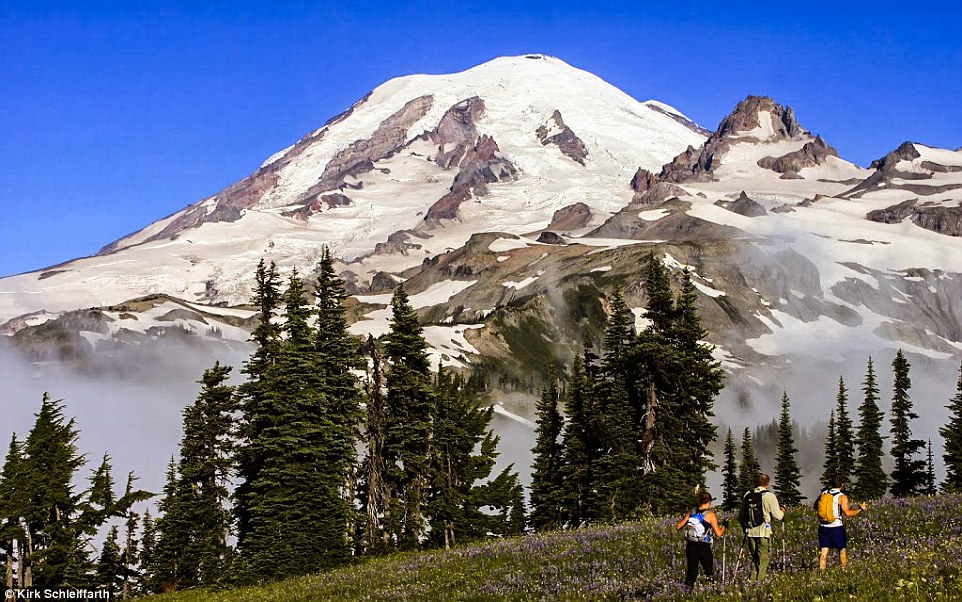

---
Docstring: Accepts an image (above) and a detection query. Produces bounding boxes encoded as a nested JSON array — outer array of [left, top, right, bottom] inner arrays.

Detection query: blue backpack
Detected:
[[684, 511, 712, 543]]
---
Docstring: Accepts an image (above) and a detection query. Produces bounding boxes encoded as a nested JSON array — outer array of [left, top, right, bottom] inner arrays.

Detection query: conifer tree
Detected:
[[834, 377, 855, 484], [314, 246, 364, 532], [238, 271, 353, 578], [0, 434, 25, 589], [940, 362, 962, 493], [721, 428, 739, 511], [153, 362, 236, 590], [738, 428, 761, 494], [924, 440, 937, 496], [820, 411, 838, 488], [529, 366, 565, 531], [359, 337, 389, 553], [148, 459, 184, 591], [594, 291, 645, 521], [559, 354, 597, 526], [383, 285, 435, 549], [136, 511, 155, 596], [854, 357, 888, 499], [889, 350, 926, 497], [96, 526, 123, 596], [774, 392, 803, 506]]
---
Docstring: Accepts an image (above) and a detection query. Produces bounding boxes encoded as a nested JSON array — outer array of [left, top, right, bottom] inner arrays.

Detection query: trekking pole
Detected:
[[732, 531, 747, 583], [781, 520, 786, 569], [722, 527, 727, 582]]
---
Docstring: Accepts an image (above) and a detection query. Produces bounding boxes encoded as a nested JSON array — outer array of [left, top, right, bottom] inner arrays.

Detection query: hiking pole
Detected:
[[781, 520, 786, 569], [732, 531, 748, 583], [722, 529, 727, 582]]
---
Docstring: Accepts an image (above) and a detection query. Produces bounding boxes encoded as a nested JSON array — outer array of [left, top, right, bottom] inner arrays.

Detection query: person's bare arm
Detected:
[[676, 511, 692, 530], [839, 493, 867, 517]]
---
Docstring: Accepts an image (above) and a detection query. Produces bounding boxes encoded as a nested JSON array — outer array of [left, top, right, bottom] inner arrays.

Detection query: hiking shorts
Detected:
[[818, 525, 847, 550]]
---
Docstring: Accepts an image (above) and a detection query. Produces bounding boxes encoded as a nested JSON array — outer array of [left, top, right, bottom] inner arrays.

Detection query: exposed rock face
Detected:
[[843, 141, 962, 201], [659, 95, 808, 184], [645, 103, 712, 136], [368, 271, 399, 293], [300, 94, 435, 201], [546, 202, 591, 231], [282, 193, 353, 219], [714, 191, 767, 217], [537, 231, 566, 244], [430, 97, 486, 168], [424, 135, 517, 224], [628, 167, 688, 205], [536, 110, 588, 165], [869, 141, 922, 170], [758, 136, 839, 177], [867, 199, 962, 236], [630, 168, 657, 193]]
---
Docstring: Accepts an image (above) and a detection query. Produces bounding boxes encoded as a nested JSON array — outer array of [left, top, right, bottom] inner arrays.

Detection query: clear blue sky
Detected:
[[1, 1, 960, 277]]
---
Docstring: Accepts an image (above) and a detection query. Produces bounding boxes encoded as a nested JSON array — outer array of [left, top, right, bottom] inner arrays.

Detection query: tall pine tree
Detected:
[[738, 428, 761, 494], [940, 361, 962, 493], [558, 354, 597, 527], [529, 366, 565, 531], [889, 350, 926, 497], [854, 357, 888, 499], [721, 428, 739, 512], [382, 285, 435, 549], [820, 411, 838, 488], [834, 377, 855, 484], [774, 392, 802, 506]]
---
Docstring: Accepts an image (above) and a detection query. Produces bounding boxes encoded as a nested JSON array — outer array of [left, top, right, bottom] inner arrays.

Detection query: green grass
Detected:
[[153, 494, 962, 601]]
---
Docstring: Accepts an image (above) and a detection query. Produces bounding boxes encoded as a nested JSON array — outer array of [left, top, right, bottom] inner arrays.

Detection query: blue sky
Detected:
[[1, 1, 960, 277]]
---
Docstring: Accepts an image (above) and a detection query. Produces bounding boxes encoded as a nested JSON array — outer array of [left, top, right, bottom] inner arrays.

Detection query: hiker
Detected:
[[676, 490, 727, 589], [741, 473, 785, 580], [816, 474, 867, 571]]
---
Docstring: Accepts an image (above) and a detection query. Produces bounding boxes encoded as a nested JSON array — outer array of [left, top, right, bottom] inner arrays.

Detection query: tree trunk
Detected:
[[5, 545, 12, 588]]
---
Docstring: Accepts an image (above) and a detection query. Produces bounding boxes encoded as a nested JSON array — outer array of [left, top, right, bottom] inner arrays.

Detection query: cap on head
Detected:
[[698, 490, 714, 505]]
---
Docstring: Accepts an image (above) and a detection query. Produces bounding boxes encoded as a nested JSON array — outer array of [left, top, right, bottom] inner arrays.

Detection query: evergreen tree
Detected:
[[359, 336, 389, 553], [95, 526, 123, 595], [153, 362, 237, 590], [924, 440, 937, 496], [0, 434, 25, 589], [889, 350, 926, 497], [721, 428, 739, 512], [834, 377, 855, 484], [238, 270, 353, 578], [136, 511, 155, 596], [642, 253, 674, 335], [428, 369, 523, 547], [529, 366, 565, 531], [940, 362, 962, 493], [314, 246, 364, 538], [774, 392, 803, 506], [738, 428, 761, 494], [854, 357, 888, 499], [148, 459, 184, 592], [234, 259, 281, 560], [820, 411, 838, 488], [558, 354, 597, 526], [383, 285, 435, 549]]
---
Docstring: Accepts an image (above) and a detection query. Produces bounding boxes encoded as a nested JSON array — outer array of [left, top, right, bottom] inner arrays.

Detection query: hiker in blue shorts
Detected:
[[816, 474, 867, 571]]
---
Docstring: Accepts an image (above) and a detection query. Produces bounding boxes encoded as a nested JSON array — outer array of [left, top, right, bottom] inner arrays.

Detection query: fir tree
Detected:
[[774, 392, 803, 506], [558, 354, 597, 526], [153, 362, 236, 590], [721, 428, 739, 512], [820, 411, 838, 488], [383, 285, 435, 549], [834, 377, 855, 484], [238, 271, 354, 578], [529, 366, 565, 531], [359, 336, 389, 553], [889, 350, 926, 497], [0, 434, 25, 589], [136, 511, 155, 596], [940, 362, 962, 493], [738, 428, 761, 494], [924, 440, 937, 496], [96, 526, 123, 595], [854, 357, 888, 499]]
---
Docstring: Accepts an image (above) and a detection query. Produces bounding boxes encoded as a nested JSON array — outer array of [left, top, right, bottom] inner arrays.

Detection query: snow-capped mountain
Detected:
[[2, 55, 960, 409]]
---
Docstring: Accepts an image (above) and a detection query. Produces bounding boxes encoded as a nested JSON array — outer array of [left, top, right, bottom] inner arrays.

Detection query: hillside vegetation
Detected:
[[153, 494, 962, 601]]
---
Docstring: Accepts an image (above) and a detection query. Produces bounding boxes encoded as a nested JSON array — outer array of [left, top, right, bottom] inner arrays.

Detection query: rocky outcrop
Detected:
[[645, 103, 712, 136], [536, 110, 588, 165], [537, 231, 566, 244], [659, 96, 809, 184], [843, 142, 962, 199], [430, 97, 486, 168], [630, 168, 657, 193], [867, 199, 962, 236], [424, 134, 517, 224], [757, 136, 839, 177], [714, 191, 767, 217], [628, 168, 688, 204], [546, 202, 591, 231], [282, 193, 353, 219]]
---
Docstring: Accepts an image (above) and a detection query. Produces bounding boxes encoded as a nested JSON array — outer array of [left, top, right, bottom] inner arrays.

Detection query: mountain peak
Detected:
[[716, 95, 805, 142]]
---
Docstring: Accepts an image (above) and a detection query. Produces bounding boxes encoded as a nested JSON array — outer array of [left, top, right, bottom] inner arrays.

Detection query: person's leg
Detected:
[[839, 548, 848, 568], [757, 537, 771, 580], [700, 543, 715, 581], [685, 543, 699, 588], [746, 537, 760, 579], [819, 547, 830, 571]]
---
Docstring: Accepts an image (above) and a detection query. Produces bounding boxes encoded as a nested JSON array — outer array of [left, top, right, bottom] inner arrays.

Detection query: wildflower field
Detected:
[[156, 494, 962, 601]]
